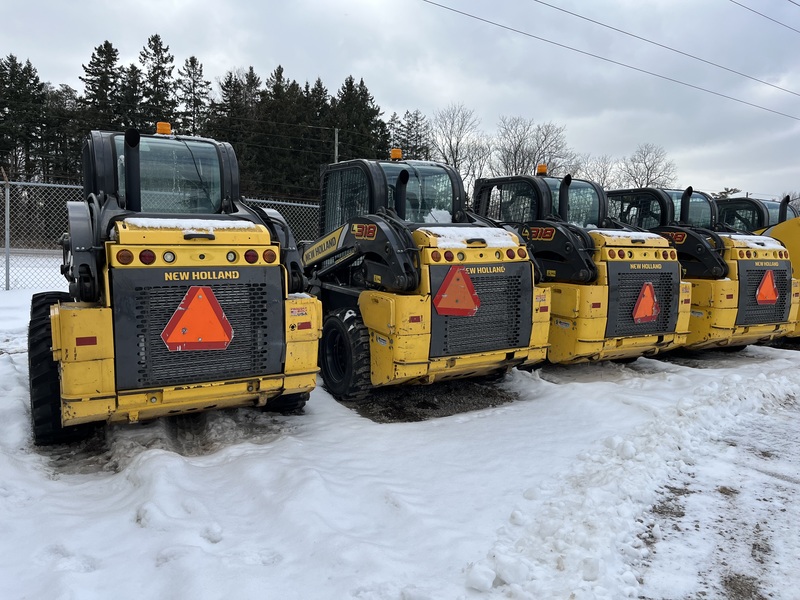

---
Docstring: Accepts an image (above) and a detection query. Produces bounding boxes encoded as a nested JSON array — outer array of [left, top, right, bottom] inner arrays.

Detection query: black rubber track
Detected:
[[28, 292, 95, 446], [319, 308, 372, 402]]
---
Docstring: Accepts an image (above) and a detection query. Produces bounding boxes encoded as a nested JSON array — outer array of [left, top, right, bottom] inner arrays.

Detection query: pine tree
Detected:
[[398, 110, 431, 159], [0, 55, 46, 179], [329, 76, 388, 161], [138, 34, 177, 130], [79, 41, 121, 130], [41, 83, 84, 184], [116, 64, 144, 130], [176, 56, 211, 135], [386, 112, 401, 150]]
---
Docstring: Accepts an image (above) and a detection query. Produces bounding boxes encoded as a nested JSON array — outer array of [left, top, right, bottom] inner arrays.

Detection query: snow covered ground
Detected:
[[1, 288, 799, 600]]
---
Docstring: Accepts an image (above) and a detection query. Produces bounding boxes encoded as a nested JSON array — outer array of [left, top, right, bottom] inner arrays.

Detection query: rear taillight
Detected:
[[117, 249, 134, 265], [139, 249, 156, 265], [244, 249, 259, 264]]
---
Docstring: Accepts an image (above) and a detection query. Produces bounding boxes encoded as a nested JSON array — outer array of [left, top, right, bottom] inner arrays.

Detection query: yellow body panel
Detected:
[[682, 235, 798, 348], [52, 297, 320, 426], [543, 231, 691, 364], [51, 221, 322, 428], [356, 230, 550, 387], [758, 220, 800, 337], [284, 295, 323, 374]]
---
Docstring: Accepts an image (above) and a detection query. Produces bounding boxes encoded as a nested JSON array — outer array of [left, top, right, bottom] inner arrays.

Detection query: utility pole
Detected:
[[334, 128, 339, 163]]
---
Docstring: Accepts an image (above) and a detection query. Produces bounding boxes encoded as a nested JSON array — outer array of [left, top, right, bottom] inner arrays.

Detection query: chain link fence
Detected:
[[1, 179, 320, 291]]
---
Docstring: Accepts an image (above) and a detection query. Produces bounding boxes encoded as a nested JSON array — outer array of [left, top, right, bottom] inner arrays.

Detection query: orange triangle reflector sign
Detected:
[[632, 281, 661, 324], [161, 286, 233, 351], [433, 266, 480, 317], [756, 270, 779, 305]]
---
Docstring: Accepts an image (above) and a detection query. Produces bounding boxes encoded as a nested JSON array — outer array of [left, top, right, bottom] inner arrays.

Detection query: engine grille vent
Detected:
[[430, 264, 532, 358], [111, 267, 285, 391], [607, 270, 678, 337], [736, 265, 791, 326]]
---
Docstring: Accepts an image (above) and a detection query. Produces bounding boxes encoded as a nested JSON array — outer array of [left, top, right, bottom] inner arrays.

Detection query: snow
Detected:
[[593, 229, 665, 242], [725, 234, 786, 250], [124, 217, 259, 232], [2, 288, 800, 599], [418, 226, 519, 248], [422, 209, 453, 224]]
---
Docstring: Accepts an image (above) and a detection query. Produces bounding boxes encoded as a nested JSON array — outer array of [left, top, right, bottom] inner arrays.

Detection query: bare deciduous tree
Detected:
[[430, 102, 482, 171], [618, 143, 677, 188], [490, 118, 578, 177], [430, 103, 493, 198], [577, 153, 622, 189], [460, 133, 493, 203], [490, 116, 538, 176]]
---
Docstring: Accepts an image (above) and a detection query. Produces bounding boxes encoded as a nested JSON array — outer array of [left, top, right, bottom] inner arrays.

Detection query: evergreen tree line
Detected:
[[1, 34, 686, 201], [0, 35, 422, 200]]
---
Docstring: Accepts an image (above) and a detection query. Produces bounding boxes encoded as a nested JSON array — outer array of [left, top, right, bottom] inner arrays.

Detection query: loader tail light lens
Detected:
[[518, 248, 527, 259], [670, 250, 676, 259], [746, 250, 752, 258], [226, 251, 237, 262], [117, 249, 134, 265], [431, 250, 441, 262], [139, 249, 156, 265], [662, 250, 669, 260], [163, 251, 176, 263], [609, 249, 616, 259], [506, 249, 516, 259], [444, 251, 454, 262], [245, 249, 259, 264], [263, 249, 277, 263]]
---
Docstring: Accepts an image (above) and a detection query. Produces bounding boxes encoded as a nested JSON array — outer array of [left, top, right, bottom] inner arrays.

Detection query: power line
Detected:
[[530, 0, 800, 98], [419, 0, 800, 121], [788, 0, 800, 8], [727, 0, 800, 35]]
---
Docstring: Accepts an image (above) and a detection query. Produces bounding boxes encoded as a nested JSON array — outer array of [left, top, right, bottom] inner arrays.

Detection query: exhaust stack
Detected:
[[124, 128, 141, 212]]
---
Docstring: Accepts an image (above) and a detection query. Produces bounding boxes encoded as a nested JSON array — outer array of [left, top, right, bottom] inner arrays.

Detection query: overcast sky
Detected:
[[5, 0, 800, 197]]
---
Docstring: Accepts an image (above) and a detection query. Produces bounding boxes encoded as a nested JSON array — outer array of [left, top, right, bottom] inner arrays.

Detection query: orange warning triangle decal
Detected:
[[756, 270, 779, 306], [632, 281, 661, 324], [161, 286, 233, 351], [433, 266, 481, 317]]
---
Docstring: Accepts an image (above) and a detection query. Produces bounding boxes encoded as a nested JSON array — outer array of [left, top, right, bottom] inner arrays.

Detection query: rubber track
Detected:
[[28, 292, 94, 445]]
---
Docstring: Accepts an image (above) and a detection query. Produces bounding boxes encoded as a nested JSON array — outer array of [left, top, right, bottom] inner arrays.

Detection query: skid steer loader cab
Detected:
[[303, 156, 550, 402], [28, 125, 321, 445], [473, 174, 692, 364], [715, 196, 799, 232], [711, 194, 800, 339], [607, 187, 798, 349]]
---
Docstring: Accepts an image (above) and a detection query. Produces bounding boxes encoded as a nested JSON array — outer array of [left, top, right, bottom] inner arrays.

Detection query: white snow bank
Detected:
[[2, 288, 799, 599]]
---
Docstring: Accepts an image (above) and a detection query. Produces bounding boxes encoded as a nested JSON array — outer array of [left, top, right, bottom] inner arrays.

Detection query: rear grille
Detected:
[[112, 268, 284, 390], [736, 263, 791, 326], [429, 263, 532, 358], [607, 267, 679, 337]]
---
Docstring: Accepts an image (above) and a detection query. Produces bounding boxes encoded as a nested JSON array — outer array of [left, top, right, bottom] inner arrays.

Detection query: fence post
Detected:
[[2, 168, 8, 291]]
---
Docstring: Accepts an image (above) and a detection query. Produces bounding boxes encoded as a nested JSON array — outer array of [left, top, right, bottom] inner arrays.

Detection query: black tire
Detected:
[[319, 308, 372, 402], [28, 292, 95, 446], [264, 392, 310, 414]]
